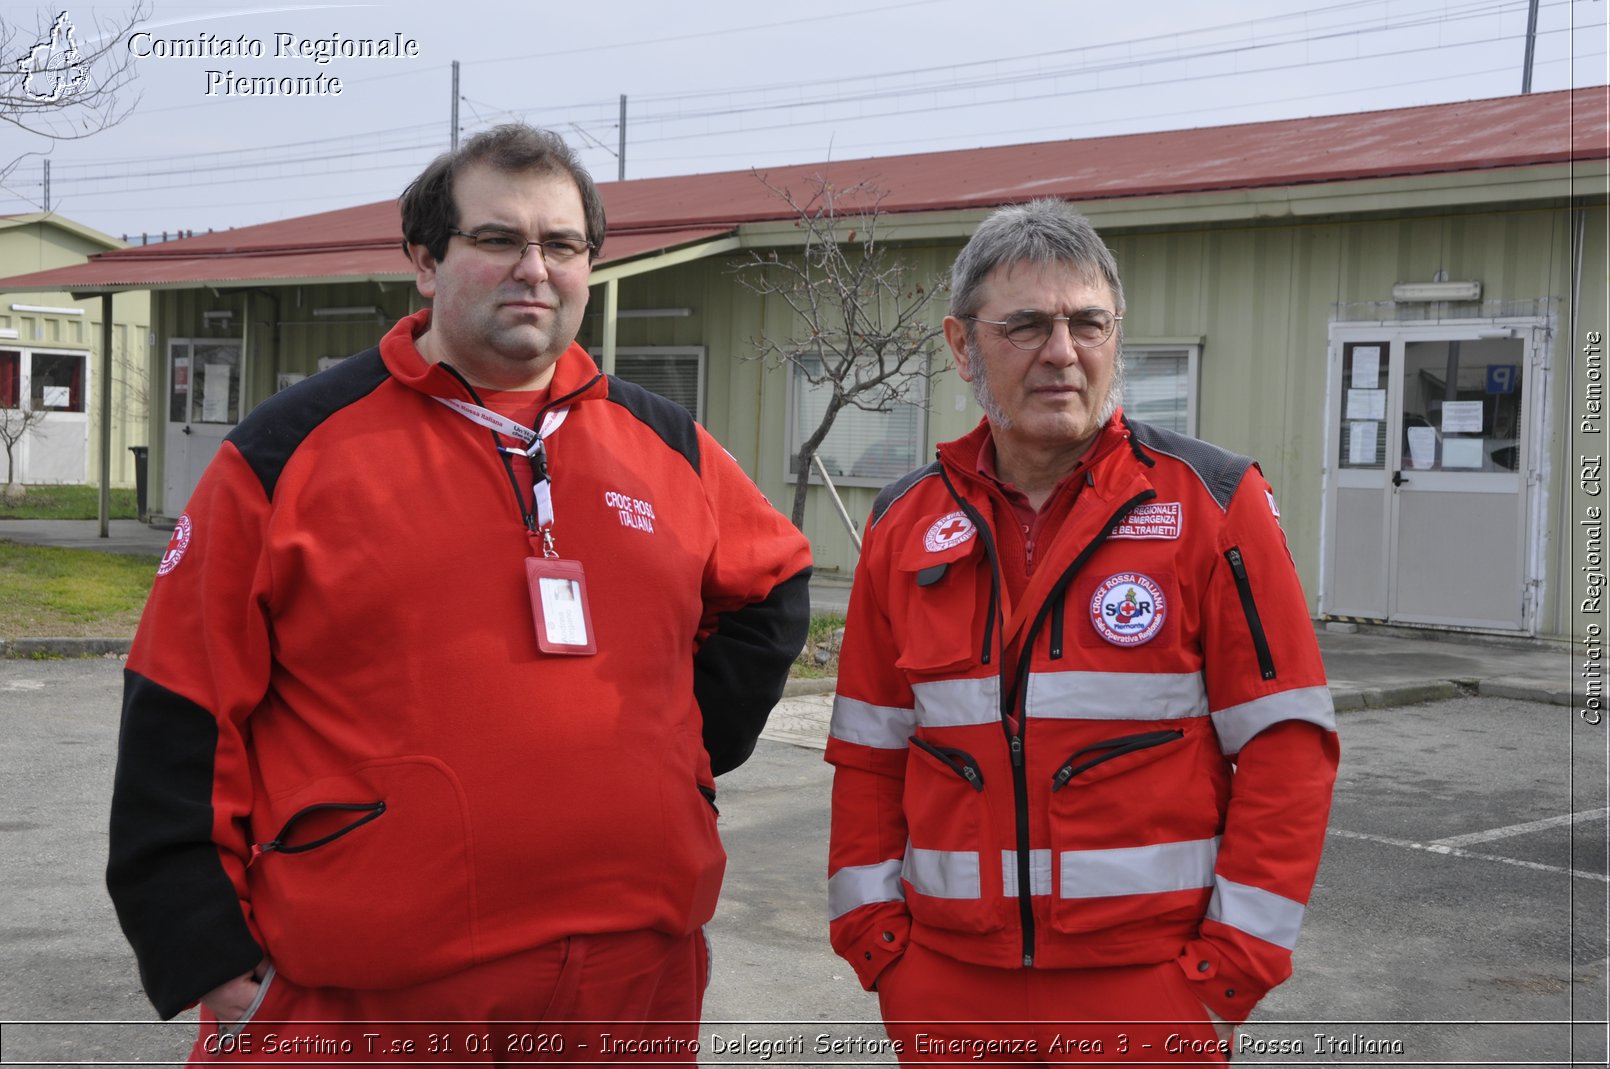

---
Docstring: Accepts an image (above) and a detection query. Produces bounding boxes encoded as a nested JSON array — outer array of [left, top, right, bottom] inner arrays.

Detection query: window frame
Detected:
[[1121, 342, 1200, 438], [589, 346, 706, 424]]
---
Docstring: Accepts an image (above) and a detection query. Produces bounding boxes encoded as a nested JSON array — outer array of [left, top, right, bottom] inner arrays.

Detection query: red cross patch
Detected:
[[923, 511, 976, 553]]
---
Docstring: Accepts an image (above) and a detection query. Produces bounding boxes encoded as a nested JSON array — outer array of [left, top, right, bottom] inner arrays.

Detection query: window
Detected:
[[0, 351, 18, 409], [29, 352, 85, 412], [614, 348, 704, 422], [1123, 346, 1198, 435], [789, 354, 928, 486]]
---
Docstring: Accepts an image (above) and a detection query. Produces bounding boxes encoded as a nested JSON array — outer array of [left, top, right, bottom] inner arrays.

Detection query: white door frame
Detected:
[[1320, 315, 1552, 634]]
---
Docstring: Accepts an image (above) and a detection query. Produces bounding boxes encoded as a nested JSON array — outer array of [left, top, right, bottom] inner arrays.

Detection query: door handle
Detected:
[[181, 425, 192, 435], [1392, 470, 1408, 487]]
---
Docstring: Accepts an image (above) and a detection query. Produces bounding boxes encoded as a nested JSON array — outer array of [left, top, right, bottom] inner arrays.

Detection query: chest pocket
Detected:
[[890, 522, 989, 677]]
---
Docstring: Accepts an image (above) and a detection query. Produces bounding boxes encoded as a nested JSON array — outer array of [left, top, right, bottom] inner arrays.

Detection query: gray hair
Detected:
[[949, 199, 1124, 318]]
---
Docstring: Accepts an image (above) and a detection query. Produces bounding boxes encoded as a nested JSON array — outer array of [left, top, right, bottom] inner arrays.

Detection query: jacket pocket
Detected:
[[890, 529, 986, 674], [247, 756, 477, 989], [900, 735, 1009, 934], [1045, 725, 1227, 937], [215, 964, 278, 1040]]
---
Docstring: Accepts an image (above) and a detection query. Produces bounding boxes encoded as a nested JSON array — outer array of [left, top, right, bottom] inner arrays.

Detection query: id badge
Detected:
[[525, 557, 598, 655]]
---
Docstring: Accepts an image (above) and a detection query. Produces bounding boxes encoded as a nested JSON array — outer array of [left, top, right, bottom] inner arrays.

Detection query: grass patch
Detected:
[[0, 541, 156, 639], [0, 485, 139, 520], [792, 610, 848, 679]]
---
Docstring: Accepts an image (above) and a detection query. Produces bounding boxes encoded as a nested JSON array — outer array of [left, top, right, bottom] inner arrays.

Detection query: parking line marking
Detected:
[[1328, 827, 1610, 882], [1429, 807, 1610, 849]]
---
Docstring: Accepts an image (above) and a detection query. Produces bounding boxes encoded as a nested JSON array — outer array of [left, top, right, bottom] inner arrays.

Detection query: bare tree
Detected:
[[0, 404, 46, 498], [2, 4, 148, 189], [734, 173, 949, 530]]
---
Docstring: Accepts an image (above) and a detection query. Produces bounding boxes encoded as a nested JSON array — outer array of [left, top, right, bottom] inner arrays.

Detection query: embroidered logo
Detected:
[[603, 490, 655, 534], [1109, 502, 1182, 541], [1090, 572, 1167, 647], [1266, 490, 1281, 519], [156, 514, 192, 577], [924, 511, 976, 553]]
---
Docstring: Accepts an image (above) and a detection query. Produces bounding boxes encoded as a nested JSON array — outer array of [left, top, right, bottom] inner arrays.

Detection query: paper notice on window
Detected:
[[1441, 401, 1484, 433], [1350, 347, 1382, 388], [173, 356, 190, 390], [1442, 438, 1485, 469], [42, 386, 70, 408], [1348, 421, 1379, 465], [1406, 426, 1437, 470], [201, 363, 231, 422], [1346, 388, 1386, 420]]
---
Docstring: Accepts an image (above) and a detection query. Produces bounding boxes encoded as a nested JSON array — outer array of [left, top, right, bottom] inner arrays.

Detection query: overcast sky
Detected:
[[2, 0, 1605, 242]]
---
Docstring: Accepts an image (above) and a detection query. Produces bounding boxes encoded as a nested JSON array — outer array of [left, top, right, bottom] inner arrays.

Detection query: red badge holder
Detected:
[[525, 556, 598, 655]]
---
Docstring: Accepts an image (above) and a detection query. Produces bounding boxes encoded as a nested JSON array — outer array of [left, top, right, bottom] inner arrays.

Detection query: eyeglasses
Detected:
[[448, 227, 594, 266], [964, 309, 1122, 350]]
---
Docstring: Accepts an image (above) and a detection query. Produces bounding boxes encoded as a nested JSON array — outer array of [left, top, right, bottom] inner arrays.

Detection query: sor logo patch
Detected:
[[1089, 572, 1167, 647], [156, 514, 192, 577], [923, 511, 976, 553]]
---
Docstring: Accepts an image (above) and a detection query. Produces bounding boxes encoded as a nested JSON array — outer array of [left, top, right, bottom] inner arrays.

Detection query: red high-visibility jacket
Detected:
[[827, 414, 1338, 1023]]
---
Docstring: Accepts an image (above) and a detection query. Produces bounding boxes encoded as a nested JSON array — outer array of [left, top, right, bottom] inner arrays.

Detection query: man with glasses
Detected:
[[108, 124, 811, 1063], [827, 200, 1337, 1063]]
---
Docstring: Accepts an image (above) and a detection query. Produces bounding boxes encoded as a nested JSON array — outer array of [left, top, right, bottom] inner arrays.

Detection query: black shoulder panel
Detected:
[[226, 348, 391, 500], [604, 376, 701, 474], [1127, 419, 1253, 511], [870, 461, 942, 528]]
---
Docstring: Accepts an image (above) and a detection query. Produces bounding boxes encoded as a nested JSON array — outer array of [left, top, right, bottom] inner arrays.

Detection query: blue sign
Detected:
[[1486, 364, 1519, 395]]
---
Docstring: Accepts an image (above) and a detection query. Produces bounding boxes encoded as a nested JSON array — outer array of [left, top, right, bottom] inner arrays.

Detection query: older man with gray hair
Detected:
[[826, 199, 1338, 1064]]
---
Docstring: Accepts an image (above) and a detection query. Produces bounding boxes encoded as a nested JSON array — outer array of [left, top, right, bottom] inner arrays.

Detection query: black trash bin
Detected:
[[128, 445, 149, 523]]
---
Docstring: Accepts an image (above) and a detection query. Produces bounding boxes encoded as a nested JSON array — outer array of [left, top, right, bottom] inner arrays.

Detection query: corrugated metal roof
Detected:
[[2, 88, 1603, 294]]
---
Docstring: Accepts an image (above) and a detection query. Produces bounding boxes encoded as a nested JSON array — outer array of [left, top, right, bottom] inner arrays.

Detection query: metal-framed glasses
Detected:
[[449, 227, 594, 265], [964, 309, 1122, 350]]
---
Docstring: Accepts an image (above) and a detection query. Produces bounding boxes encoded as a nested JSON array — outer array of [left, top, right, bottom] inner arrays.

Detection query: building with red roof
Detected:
[[2, 87, 1604, 638]]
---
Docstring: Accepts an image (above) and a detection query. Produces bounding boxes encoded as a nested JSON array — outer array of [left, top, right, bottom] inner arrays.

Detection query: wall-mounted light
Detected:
[[1391, 281, 1482, 302], [202, 310, 234, 323], [617, 308, 692, 319], [1476, 327, 1516, 339], [311, 305, 384, 318], [10, 302, 86, 316]]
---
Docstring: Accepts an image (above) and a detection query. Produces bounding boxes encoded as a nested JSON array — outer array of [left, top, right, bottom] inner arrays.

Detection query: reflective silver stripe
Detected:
[[1001, 849, 1052, 897], [827, 859, 905, 920], [903, 847, 981, 900], [1059, 837, 1219, 899], [912, 676, 1000, 729], [829, 695, 917, 750], [1212, 686, 1336, 754], [1026, 671, 1208, 721], [1207, 876, 1306, 950]]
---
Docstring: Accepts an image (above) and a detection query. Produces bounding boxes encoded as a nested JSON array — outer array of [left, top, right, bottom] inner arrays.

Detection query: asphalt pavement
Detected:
[[0, 661, 1605, 1067]]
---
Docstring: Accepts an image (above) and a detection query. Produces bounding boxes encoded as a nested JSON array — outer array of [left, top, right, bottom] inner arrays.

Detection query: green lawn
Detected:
[[0, 542, 156, 639], [0, 484, 139, 520]]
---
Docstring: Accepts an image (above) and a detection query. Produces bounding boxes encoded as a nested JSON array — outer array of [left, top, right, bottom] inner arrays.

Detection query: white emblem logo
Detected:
[[18, 12, 87, 104], [156, 514, 192, 576], [924, 511, 975, 553], [1089, 572, 1167, 647], [1265, 490, 1281, 519]]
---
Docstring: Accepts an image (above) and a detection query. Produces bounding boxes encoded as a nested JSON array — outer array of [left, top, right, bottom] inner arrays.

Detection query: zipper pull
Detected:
[[1226, 546, 1247, 578], [1010, 734, 1023, 769]]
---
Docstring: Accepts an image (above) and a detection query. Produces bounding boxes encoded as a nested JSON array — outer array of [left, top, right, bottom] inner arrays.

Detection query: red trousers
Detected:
[[876, 943, 1231, 1067], [189, 929, 708, 1066]]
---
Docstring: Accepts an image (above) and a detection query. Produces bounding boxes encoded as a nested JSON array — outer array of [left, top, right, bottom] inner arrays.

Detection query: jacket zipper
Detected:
[[253, 800, 386, 859], [910, 736, 986, 792], [1224, 546, 1277, 680], [939, 470, 1157, 968], [1050, 729, 1184, 791]]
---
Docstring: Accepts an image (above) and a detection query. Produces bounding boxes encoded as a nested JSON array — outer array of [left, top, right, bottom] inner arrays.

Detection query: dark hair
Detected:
[[399, 124, 606, 263], [949, 199, 1123, 318]]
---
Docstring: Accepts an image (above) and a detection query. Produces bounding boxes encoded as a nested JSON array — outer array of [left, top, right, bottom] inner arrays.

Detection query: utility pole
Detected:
[[1521, 0, 1540, 93], [451, 61, 460, 150], [618, 94, 626, 181]]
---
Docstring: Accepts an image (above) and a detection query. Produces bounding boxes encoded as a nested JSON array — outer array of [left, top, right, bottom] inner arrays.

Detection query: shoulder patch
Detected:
[[870, 461, 942, 529], [1125, 419, 1253, 512], [228, 348, 391, 500], [605, 376, 700, 475]]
